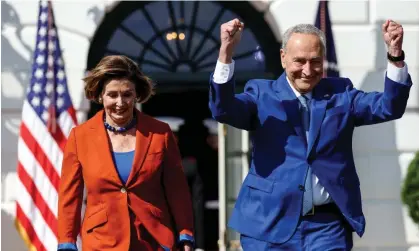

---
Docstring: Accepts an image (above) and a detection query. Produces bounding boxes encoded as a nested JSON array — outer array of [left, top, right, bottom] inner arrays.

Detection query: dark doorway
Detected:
[[143, 88, 219, 250], [142, 88, 211, 121]]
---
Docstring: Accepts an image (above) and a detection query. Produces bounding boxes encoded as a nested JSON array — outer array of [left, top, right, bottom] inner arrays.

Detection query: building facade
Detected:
[[1, 1, 419, 250]]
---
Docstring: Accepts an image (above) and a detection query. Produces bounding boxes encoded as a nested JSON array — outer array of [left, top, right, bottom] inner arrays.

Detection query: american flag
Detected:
[[315, 0, 340, 77], [15, 1, 78, 250]]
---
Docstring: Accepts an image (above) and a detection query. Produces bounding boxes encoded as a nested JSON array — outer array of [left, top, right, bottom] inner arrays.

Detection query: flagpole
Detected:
[[319, 1, 327, 78], [47, 0, 57, 133]]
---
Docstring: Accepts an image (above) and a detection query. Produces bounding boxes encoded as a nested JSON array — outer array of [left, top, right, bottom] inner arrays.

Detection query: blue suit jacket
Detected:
[[209, 72, 412, 244]]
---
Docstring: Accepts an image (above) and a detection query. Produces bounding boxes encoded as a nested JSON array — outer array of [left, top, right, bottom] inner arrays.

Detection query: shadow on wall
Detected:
[[352, 20, 408, 247], [1, 0, 33, 108], [1, 0, 33, 189], [87, 5, 104, 26], [1, 1, 34, 249]]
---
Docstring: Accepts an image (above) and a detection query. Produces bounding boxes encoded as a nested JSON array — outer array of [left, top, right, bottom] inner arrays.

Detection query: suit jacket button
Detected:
[[121, 187, 127, 193], [298, 185, 305, 191]]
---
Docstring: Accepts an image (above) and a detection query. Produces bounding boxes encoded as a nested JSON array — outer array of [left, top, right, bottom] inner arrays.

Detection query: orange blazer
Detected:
[[58, 110, 194, 251]]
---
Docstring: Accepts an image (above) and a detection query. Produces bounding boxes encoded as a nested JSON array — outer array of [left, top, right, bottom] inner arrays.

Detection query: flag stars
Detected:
[[39, 12, 48, 23], [48, 42, 56, 51], [36, 55, 45, 65], [56, 97, 64, 108], [33, 83, 42, 93], [41, 111, 49, 122], [39, 27, 47, 37], [45, 83, 54, 94], [57, 70, 65, 81], [56, 85, 65, 95], [40, 1, 48, 9], [38, 41, 46, 51], [49, 29, 56, 37], [29, 1, 73, 118], [46, 70, 54, 79], [35, 69, 44, 79], [42, 98, 51, 108], [31, 96, 41, 107]]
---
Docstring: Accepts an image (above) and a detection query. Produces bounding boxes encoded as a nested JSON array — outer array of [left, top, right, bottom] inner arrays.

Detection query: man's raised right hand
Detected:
[[218, 18, 244, 64]]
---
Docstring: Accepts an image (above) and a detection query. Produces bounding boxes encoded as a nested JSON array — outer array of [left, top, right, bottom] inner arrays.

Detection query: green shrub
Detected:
[[401, 152, 419, 224]]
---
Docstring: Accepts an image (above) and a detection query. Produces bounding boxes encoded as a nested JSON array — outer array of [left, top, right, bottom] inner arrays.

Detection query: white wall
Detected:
[[1, 0, 418, 250]]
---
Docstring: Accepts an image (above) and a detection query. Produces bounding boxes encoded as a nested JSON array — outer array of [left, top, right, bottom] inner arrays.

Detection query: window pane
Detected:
[[149, 38, 176, 62], [195, 1, 222, 31], [141, 63, 169, 73], [121, 10, 154, 42], [107, 29, 143, 58], [235, 29, 259, 55], [143, 2, 171, 31], [194, 38, 217, 61], [143, 48, 171, 67]]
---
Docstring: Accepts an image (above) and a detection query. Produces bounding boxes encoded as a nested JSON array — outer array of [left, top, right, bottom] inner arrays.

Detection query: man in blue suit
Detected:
[[209, 18, 412, 250]]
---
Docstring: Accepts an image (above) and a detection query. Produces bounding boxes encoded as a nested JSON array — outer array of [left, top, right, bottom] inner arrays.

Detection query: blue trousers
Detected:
[[240, 211, 353, 251]]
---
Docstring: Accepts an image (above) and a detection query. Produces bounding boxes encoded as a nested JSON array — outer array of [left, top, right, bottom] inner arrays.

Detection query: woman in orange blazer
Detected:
[[57, 55, 194, 251]]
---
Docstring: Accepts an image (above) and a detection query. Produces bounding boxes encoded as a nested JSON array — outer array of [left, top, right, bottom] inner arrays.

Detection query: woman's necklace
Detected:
[[104, 113, 137, 133]]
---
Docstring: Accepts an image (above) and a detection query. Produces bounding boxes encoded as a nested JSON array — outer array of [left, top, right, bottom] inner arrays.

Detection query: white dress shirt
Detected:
[[213, 60, 409, 205]]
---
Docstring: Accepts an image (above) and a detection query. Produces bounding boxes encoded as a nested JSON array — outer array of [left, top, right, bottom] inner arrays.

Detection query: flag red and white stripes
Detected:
[[15, 1, 78, 250]]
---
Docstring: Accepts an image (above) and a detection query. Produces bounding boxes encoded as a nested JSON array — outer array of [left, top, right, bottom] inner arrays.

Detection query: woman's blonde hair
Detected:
[[84, 55, 155, 103]]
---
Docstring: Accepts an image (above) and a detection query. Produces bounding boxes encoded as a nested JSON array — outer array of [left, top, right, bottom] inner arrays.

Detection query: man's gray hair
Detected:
[[282, 24, 326, 55]]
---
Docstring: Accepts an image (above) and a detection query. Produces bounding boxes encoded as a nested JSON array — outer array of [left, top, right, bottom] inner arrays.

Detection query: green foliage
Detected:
[[401, 152, 419, 224]]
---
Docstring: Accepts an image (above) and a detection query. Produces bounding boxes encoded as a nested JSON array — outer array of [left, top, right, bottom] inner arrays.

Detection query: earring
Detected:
[[98, 97, 102, 103]]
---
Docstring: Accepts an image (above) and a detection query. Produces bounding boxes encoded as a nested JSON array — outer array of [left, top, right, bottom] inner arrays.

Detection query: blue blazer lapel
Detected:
[[307, 82, 328, 156], [274, 74, 306, 141]]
